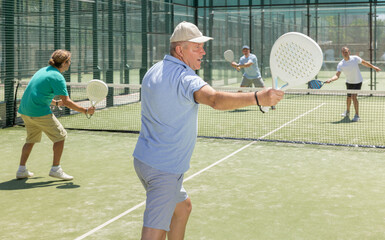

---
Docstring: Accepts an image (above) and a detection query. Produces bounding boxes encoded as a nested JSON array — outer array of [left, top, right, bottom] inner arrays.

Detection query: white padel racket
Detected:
[[86, 79, 108, 119], [224, 50, 234, 62], [261, 32, 323, 112]]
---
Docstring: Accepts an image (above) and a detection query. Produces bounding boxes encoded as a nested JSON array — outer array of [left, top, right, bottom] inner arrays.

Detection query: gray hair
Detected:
[[169, 41, 189, 57]]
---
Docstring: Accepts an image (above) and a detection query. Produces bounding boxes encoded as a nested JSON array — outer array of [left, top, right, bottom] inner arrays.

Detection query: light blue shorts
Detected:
[[134, 158, 188, 231]]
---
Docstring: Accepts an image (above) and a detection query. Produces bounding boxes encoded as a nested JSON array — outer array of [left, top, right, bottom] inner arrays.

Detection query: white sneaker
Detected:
[[341, 111, 350, 117], [16, 169, 34, 179], [49, 168, 73, 180], [352, 114, 360, 122]]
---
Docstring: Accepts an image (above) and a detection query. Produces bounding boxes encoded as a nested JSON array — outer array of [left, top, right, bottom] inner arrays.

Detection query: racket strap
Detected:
[[85, 108, 93, 119], [254, 91, 265, 113]]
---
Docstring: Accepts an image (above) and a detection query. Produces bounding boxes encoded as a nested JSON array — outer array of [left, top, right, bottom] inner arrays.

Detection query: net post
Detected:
[[139, 68, 146, 102], [93, 0, 100, 80], [106, 69, 113, 107], [64, 0, 71, 116], [4, 0, 15, 127], [124, 64, 130, 94], [106, 0, 114, 108]]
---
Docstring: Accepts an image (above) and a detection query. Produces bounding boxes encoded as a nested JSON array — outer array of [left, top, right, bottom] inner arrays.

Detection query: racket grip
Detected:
[[261, 106, 270, 113]]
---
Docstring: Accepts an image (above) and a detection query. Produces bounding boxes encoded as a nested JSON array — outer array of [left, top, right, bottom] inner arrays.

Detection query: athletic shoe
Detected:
[[16, 169, 34, 179], [341, 111, 350, 117], [49, 168, 73, 180], [352, 114, 360, 122]]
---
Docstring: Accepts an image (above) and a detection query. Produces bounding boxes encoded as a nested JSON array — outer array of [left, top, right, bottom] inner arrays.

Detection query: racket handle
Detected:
[[50, 105, 63, 111], [85, 111, 93, 119], [86, 104, 96, 119], [261, 106, 270, 113]]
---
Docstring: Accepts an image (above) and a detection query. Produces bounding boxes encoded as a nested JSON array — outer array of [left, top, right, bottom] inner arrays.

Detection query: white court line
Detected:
[[74, 202, 146, 240], [259, 103, 326, 139], [74, 103, 325, 240], [183, 141, 255, 182]]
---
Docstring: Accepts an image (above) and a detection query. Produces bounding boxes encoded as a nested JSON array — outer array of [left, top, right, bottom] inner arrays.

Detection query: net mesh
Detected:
[[13, 81, 385, 149]]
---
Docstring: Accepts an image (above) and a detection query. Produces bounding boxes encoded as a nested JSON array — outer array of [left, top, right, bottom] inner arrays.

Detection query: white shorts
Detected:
[[134, 158, 188, 231]]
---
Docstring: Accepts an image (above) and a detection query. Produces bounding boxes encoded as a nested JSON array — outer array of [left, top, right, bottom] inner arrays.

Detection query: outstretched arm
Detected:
[[231, 61, 241, 71], [361, 59, 381, 72], [194, 84, 284, 111], [59, 95, 95, 115], [326, 71, 341, 83], [238, 60, 253, 69]]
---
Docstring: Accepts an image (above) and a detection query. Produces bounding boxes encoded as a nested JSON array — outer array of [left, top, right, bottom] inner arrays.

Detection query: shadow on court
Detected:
[[0, 177, 80, 190], [331, 116, 352, 124], [228, 109, 254, 113]]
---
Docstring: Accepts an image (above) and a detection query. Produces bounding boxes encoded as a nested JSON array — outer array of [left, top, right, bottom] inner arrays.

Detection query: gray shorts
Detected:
[[134, 158, 188, 231], [241, 76, 265, 88]]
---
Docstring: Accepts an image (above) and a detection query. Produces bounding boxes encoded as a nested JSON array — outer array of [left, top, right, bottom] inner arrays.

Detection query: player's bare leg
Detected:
[[141, 227, 166, 240], [168, 197, 192, 240], [17, 143, 35, 179], [346, 96, 352, 113], [19, 143, 34, 166], [352, 94, 359, 116], [53, 140, 65, 166]]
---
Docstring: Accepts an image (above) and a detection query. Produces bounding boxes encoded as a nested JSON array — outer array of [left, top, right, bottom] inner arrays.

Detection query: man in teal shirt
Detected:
[[18, 65, 69, 117], [17, 49, 94, 180]]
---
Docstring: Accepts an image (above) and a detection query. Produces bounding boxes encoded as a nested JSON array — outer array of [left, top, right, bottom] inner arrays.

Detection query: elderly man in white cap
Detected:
[[132, 21, 284, 240]]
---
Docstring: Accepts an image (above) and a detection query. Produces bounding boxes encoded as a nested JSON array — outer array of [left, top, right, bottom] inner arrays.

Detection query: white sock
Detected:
[[51, 165, 61, 172], [18, 165, 26, 171]]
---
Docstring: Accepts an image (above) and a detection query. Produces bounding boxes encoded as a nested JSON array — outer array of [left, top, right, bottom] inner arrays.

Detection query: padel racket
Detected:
[[261, 32, 323, 112], [13, 80, 21, 126], [86, 79, 108, 119], [50, 97, 63, 112], [308, 79, 325, 89], [224, 50, 234, 62]]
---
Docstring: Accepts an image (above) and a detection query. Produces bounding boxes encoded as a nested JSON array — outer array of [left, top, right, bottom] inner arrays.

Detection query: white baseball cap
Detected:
[[170, 21, 213, 43]]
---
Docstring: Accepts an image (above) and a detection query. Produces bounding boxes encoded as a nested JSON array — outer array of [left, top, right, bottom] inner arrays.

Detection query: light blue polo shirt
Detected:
[[133, 55, 207, 174], [18, 66, 68, 117], [239, 53, 261, 79]]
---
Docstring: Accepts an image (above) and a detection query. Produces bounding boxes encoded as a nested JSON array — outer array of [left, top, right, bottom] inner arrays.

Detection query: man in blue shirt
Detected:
[[231, 45, 265, 88], [133, 21, 284, 239]]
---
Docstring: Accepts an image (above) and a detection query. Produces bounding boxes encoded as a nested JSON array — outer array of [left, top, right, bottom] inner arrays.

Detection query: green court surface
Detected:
[[1, 127, 385, 240]]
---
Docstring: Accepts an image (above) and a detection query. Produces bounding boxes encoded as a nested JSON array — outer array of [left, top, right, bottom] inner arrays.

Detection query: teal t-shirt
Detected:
[[18, 66, 68, 117]]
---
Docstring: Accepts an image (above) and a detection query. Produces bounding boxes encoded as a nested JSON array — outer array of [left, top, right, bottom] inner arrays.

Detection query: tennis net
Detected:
[[13, 81, 385, 148]]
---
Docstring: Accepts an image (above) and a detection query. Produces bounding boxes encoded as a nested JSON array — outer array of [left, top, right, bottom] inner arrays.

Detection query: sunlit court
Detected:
[[1, 0, 385, 239]]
